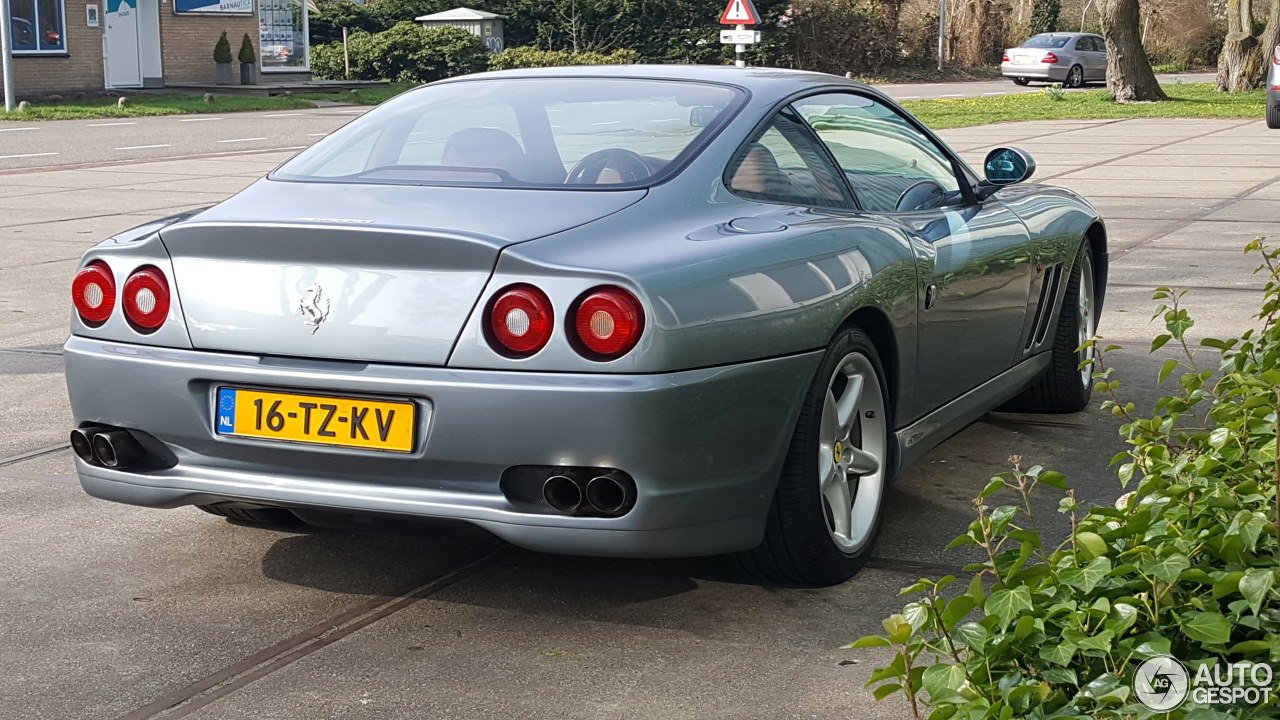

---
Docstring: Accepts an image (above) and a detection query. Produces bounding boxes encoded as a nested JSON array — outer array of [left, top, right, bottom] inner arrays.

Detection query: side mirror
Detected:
[[982, 147, 1036, 185]]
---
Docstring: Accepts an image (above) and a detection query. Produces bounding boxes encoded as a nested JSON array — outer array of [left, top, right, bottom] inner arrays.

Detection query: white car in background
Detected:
[[1002, 32, 1107, 88], [1268, 44, 1279, 128]]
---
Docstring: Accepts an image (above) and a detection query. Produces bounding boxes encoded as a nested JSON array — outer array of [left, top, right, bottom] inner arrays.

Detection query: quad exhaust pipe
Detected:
[[541, 471, 637, 517], [70, 427, 146, 469]]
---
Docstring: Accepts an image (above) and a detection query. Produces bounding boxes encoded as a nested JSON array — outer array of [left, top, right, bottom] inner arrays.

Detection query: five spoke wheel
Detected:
[[817, 353, 887, 554]]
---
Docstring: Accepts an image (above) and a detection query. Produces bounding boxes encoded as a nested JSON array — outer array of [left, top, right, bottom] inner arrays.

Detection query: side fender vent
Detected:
[[1025, 264, 1063, 350]]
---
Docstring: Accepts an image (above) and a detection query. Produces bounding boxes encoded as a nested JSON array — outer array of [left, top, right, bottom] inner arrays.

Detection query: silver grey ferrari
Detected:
[[64, 65, 1107, 587]]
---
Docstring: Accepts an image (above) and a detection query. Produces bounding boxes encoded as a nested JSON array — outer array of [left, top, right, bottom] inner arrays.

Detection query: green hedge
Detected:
[[487, 47, 639, 70], [311, 23, 487, 83]]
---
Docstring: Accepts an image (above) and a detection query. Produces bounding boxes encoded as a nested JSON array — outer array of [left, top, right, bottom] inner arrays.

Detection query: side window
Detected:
[[726, 110, 847, 207], [792, 93, 962, 213], [1077, 37, 1094, 52]]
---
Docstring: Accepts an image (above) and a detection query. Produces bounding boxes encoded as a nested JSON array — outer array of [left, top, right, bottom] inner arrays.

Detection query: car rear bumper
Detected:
[[65, 336, 822, 557], [1001, 63, 1068, 81]]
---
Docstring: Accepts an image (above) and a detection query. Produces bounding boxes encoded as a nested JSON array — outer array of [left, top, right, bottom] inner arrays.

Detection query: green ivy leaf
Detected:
[[903, 602, 931, 631], [953, 622, 987, 649], [921, 664, 969, 704], [1151, 334, 1173, 352], [1239, 568, 1274, 616], [871, 683, 901, 701], [1058, 556, 1112, 594], [845, 635, 891, 649], [1038, 641, 1076, 666], [1138, 552, 1190, 585], [985, 586, 1033, 632], [1226, 640, 1271, 655], [967, 572, 985, 608], [1181, 611, 1232, 646], [1158, 358, 1179, 384], [941, 595, 976, 630], [1074, 531, 1107, 561], [1037, 471, 1068, 490], [1212, 571, 1244, 599]]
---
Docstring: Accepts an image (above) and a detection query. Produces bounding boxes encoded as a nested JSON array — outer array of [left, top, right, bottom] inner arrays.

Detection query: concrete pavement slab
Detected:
[[1050, 178, 1263, 200], [2, 212, 177, 242], [0, 471, 502, 720], [1081, 197, 1220, 220], [1242, 181, 1280, 200], [1057, 165, 1280, 182], [1, 169, 200, 189], [1203, 198, 1280, 222], [176, 552, 907, 720], [1106, 153, 1279, 168], [1146, 220, 1280, 250], [1109, 247, 1269, 289]]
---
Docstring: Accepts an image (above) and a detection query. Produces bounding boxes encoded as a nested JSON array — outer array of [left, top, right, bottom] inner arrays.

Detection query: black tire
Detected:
[[737, 327, 895, 587], [1267, 100, 1280, 129], [1066, 65, 1085, 88], [1001, 241, 1096, 414], [1013, 77, 1030, 86], [198, 503, 303, 528]]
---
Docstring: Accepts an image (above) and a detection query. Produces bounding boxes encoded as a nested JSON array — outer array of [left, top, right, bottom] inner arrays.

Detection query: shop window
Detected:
[[10, 0, 66, 53], [259, 0, 308, 71]]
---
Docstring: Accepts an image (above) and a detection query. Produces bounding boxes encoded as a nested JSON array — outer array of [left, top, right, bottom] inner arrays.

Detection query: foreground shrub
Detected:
[[853, 240, 1280, 719], [311, 24, 487, 82], [487, 46, 639, 70]]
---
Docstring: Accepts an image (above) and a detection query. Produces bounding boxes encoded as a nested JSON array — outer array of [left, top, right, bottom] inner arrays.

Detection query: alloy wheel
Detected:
[[1077, 252, 1096, 388], [816, 352, 887, 554]]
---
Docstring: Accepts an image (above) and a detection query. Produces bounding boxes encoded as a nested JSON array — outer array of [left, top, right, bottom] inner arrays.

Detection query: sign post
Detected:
[[1, 0, 15, 112], [718, 0, 761, 69]]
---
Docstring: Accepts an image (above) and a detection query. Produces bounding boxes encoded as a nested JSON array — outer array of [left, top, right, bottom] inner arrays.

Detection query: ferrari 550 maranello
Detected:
[[64, 65, 1107, 587]]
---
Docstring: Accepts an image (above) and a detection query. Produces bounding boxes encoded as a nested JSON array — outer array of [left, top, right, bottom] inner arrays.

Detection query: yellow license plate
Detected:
[[215, 387, 416, 453]]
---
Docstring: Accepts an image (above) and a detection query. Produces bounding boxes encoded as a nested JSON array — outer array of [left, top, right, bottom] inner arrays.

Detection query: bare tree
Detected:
[[1216, 0, 1280, 90], [1102, 0, 1168, 101]]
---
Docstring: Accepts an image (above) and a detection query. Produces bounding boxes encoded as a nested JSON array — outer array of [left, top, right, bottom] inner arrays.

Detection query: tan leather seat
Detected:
[[730, 143, 793, 197]]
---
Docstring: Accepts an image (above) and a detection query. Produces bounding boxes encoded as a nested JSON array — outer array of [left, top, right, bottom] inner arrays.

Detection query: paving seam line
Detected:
[[1, 202, 221, 231], [1108, 281, 1263, 293], [868, 557, 971, 576], [0, 324, 66, 343], [0, 347, 63, 357], [117, 550, 502, 720], [0, 145, 309, 176], [0, 443, 72, 467]]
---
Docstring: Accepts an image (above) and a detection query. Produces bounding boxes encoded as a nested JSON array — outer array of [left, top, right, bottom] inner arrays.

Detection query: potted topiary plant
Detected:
[[214, 31, 233, 85], [237, 33, 257, 85]]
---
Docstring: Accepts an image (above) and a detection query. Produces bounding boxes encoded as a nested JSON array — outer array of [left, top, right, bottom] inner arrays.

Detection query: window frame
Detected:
[[10, 0, 69, 55], [784, 88, 981, 215], [722, 105, 855, 210]]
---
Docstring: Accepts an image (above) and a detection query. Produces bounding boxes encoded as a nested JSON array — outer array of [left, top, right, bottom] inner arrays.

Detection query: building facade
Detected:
[[6, 0, 310, 97]]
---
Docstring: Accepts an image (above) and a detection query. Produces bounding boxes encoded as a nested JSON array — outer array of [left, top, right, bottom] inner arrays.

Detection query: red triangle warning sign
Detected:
[[719, 0, 761, 25]]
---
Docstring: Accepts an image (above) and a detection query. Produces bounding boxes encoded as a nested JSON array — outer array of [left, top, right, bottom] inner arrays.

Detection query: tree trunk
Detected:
[[1103, 0, 1168, 101], [1215, 0, 1274, 91]]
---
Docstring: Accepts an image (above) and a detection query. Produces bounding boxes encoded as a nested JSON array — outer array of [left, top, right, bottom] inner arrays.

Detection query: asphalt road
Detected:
[[1, 114, 1276, 718], [0, 73, 1216, 172]]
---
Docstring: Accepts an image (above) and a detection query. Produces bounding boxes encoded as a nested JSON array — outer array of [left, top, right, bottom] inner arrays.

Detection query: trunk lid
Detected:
[[160, 179, 644, 365], [1007, 47, 1051, 65]]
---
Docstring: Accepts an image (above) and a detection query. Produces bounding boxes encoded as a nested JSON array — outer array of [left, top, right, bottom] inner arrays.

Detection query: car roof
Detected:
[[1032, 31, 1099, 38], [440, 64, 871, 95]]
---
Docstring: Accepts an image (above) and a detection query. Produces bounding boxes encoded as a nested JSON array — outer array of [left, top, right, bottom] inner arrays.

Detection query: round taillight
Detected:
[[570, 287, 644, 360], [486, 284, 553, 357], [122, 266, 171, 333], [72, 261, 116, 326]]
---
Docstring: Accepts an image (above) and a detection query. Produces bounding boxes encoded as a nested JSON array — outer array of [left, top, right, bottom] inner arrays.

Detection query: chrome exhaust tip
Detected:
[[585, 473, 636, 516], [90, 430, 144, 469], [543, 474, 585, 514], [69, 428, 102, 464]]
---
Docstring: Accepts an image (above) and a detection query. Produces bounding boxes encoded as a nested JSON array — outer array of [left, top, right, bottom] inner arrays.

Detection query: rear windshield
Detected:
[[272, 77, 745, 189], [1020, 34, 1072, 48]]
